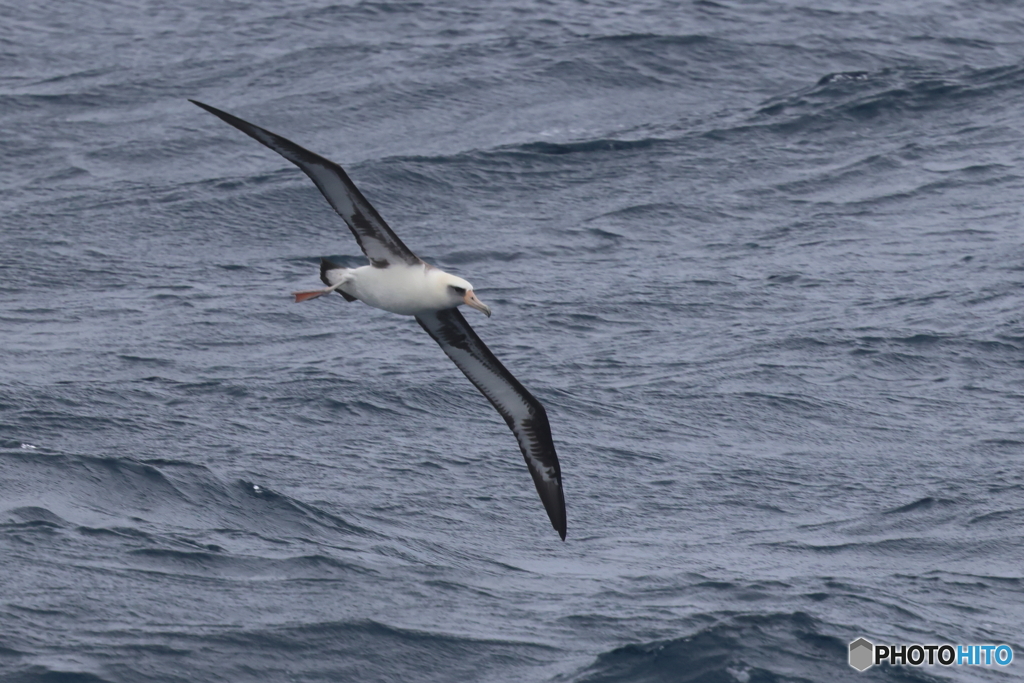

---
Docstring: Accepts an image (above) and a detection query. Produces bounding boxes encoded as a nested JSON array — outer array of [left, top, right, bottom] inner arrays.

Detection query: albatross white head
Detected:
[[440, 272, 491, 317]]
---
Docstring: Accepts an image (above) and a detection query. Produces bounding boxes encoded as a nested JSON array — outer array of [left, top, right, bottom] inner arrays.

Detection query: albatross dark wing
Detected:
[[190, 100, 421, 268], [416, 308, 566, 540]]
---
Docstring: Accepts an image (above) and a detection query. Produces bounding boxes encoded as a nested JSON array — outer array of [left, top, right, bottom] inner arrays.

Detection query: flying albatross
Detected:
[[190, 100, 566, 540]]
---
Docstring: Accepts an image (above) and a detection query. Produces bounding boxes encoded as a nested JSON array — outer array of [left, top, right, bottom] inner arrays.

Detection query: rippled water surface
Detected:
[[3, 1, 1024, 681]]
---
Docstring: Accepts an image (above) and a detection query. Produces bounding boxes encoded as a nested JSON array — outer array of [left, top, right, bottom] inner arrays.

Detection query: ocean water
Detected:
[[2, 1, 1023, 681]]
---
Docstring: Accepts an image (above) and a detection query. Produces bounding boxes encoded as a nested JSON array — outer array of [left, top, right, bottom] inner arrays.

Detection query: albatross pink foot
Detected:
[[293, 290, 327, 303]]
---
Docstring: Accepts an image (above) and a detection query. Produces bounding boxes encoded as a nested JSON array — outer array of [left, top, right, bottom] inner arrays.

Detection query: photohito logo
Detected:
[[849, 638, 1013, 671]]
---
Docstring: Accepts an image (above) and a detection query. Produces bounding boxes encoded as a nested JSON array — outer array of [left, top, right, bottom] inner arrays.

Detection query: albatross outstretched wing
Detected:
[[416, 308, 566, 540], [190, 100, 421, 268]]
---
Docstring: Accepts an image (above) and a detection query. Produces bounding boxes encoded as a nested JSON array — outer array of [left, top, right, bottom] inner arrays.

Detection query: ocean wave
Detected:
[[0, 450, 372, 542], [7, 666, 114, 683], [570, 611, 943, 683], [754, 64, 1024, 132]]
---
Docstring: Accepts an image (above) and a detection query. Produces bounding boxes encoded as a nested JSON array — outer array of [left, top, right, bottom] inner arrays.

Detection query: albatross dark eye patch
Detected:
[[449, 286, 466, 295]]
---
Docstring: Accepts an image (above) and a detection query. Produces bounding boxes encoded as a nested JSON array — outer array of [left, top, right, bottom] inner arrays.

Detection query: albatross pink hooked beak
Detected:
[[464, 290, 492, 317]]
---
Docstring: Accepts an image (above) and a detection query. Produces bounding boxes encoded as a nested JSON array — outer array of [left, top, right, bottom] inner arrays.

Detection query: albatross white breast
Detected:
[[191, 100, 567, 540]]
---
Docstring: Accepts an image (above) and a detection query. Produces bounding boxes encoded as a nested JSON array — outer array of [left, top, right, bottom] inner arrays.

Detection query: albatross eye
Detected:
[[449, 285, 466, 295]]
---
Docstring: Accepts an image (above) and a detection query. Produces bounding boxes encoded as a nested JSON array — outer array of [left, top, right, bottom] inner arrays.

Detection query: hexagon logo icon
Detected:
[[849, 638, 874, 671]]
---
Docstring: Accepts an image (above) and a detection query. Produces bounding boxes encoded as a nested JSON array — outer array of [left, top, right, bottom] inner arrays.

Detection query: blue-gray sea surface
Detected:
[[2, 1, 1023, 681]]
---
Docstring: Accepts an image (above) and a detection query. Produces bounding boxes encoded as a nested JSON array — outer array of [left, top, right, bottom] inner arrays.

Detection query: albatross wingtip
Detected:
[[553, 506, 567, 541]]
